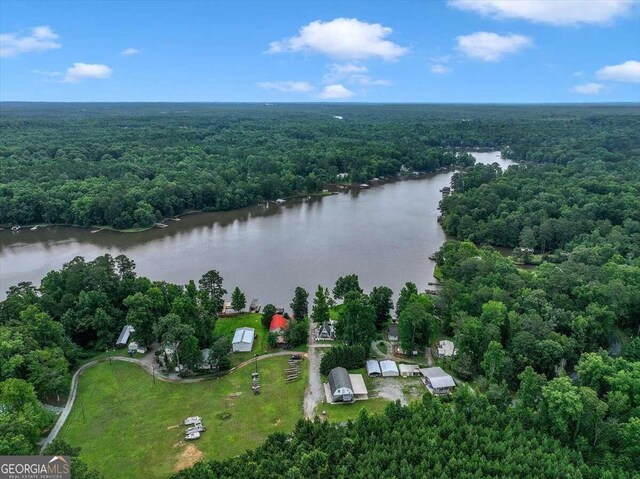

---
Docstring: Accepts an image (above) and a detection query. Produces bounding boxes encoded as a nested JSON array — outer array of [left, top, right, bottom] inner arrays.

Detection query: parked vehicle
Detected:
[[183, 416, 202, 426], [185, 432, 201, 440], [186, 424, 206, 434]]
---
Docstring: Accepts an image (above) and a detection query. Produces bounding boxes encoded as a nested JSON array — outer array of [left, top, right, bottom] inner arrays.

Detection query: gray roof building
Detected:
[[366, 360, 382, 377], [116, 325, 135, 348], [328, 367, 354, 402]]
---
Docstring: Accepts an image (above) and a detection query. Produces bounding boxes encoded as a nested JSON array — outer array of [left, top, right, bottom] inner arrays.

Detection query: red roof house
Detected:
[[269, 314, 287, 333]]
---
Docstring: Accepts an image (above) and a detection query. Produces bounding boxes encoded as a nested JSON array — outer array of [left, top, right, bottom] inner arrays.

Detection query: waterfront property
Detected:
[[232, 327, 255, 352], [316, 321, 335, 340]]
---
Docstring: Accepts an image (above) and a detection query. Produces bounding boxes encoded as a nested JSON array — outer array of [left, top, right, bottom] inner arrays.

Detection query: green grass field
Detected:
[[316, 398, 391, 423], [59, 357, 307, 478]]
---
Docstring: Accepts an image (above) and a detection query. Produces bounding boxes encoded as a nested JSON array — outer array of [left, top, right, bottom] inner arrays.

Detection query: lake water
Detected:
[[0, 152, 513, 304]]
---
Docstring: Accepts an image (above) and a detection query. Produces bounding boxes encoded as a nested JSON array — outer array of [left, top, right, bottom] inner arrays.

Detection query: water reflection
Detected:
[[0, 152, 513, 304]]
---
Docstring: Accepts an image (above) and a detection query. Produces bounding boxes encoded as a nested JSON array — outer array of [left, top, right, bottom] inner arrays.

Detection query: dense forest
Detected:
[[1, 103, 638, 229]]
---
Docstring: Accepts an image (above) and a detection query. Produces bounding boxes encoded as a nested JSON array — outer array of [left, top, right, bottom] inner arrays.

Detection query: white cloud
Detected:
[[257, 81, 314, 92], [268, 18, 407, 60], [456, 32, 532, 62], [323, 63, 390, 86], [430, 64, 450, 74], [574, 71, 584, 77], [596, 60, 640, 83], [120, 47, 140, 56], [572, 82, 604, 94], [0, 25, 61, 58], [62, 63, 113, 83], [449, 0, 634, 26], [320, 84, 354, 99]]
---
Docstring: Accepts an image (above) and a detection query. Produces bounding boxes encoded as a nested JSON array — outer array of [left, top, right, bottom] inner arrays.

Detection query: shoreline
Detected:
[[1, 158, 489, 235]]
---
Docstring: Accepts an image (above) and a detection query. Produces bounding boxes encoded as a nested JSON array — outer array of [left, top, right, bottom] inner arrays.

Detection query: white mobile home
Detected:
[[232, 327, 255, 352]]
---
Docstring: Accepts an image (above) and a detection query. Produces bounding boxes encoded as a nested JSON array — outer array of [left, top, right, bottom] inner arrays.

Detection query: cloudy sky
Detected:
[[1, 0, 639, 102]]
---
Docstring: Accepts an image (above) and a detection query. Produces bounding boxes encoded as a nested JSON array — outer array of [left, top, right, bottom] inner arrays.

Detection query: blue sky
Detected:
[[1, 0, 639, 102]]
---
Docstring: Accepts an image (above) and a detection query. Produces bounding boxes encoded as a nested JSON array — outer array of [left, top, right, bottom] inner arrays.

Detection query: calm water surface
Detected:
[[0, 152, 513, 304]]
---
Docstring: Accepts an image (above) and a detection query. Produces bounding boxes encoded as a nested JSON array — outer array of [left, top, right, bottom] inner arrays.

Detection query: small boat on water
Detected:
[[30, 225, 39, 231], [154, 222, 169, 228], [428, 254, 436, 261], [360, 183, 370, 189], [11, 225, 21, 232]]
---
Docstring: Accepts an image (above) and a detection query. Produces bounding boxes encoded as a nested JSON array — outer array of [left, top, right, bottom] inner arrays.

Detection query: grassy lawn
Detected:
[[214, 313, 276, 366], [317, 397, 391, 423], [59, 357, 307, 479]]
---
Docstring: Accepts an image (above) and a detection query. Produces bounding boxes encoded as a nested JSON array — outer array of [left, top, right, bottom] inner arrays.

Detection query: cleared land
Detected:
[[58, 357, 307, 479]]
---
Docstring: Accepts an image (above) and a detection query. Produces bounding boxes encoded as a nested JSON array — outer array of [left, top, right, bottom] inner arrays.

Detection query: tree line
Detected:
[[2, 103, 638, 229]]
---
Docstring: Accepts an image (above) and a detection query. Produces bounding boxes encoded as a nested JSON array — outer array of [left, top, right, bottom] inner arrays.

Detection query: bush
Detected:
[[320, 345, 366, 376]]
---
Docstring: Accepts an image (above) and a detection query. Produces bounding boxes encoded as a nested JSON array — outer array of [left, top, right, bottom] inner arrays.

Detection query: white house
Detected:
[[379, 360, 400, 377], [232, 327, 255, 352], [437, 340, 456, 358]]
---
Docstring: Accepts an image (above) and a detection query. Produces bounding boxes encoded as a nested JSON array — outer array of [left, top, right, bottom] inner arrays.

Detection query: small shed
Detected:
[[420, 367, 456, 395], [387, 323, 399, 342], [437, 340, 456, 358], [328, 367, 354, 403], [232, 327, 255, 352], [366, 360, 382, 377], [399, 364, 421, 377], [116, 325, 135, 348], [379, 360, 400, 377]]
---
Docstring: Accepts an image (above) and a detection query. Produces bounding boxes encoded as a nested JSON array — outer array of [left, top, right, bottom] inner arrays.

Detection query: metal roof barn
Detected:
[[379, 360, 400, 377], [328, 367, 354, 402], [116, 325, 135, 348], [366, 360, 382, 377]]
